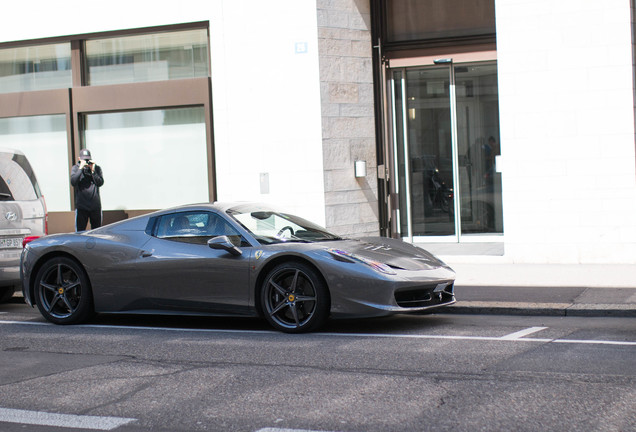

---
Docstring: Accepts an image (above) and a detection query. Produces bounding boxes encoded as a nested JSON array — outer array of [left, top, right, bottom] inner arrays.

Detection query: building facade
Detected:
[[0, 0, 635, 264]]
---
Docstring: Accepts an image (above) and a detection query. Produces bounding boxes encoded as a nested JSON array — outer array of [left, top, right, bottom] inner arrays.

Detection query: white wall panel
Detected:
[[496, 0, 636, 263], [0, 0, 326, 225]]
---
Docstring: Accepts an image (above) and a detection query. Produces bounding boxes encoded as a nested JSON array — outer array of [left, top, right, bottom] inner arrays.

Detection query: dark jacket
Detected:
[[70, 163, 104, 211]]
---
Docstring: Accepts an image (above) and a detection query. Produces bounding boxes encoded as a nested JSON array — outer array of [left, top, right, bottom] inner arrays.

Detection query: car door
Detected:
[[134, 211, 253, 315]]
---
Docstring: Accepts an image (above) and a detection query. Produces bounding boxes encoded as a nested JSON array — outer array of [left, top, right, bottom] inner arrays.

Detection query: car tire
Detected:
[[261, 262, 329, 333], [0, 286, 15, 303], [34, 257, 94, 325]]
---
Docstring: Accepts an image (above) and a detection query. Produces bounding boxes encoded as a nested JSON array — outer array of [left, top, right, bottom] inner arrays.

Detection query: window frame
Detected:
[[82, 27, 210, 87], [0, 41, 72, 94], [0, 22, 216, 230]]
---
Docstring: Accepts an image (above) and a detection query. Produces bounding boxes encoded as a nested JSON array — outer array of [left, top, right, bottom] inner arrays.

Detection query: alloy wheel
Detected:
[[262, 263, 328, 332]]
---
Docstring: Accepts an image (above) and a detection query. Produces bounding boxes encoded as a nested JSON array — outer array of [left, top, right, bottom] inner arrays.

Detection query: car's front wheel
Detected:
[[34, 257, 94, 325], [261, 262, 329, 333]]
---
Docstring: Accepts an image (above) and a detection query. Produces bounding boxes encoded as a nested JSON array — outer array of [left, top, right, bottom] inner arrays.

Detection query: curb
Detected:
[[442, 301, 636, 318]]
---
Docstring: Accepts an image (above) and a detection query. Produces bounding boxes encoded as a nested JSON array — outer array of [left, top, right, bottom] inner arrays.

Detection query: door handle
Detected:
[[140, 249, 153, 258]]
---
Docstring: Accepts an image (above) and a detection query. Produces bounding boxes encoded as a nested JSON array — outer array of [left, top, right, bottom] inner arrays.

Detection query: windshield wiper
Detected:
[[311, 237, 343, 242], [280, 238, 311, 243]]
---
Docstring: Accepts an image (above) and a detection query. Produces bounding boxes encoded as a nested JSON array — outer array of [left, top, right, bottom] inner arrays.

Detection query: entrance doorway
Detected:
[[388, 61, 503, 242]]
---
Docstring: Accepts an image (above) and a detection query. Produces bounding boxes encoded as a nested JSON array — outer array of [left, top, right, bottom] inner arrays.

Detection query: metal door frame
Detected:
[[385, 57, 503, 244]]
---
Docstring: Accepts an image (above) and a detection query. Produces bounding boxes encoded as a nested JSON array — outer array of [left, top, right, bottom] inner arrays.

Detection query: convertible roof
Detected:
[[158, 201, 275, 214]]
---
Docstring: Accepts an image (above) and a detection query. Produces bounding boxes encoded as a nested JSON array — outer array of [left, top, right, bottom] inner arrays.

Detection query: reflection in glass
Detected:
[[83, 107, 208, 210], [455, 64, 503, 234], [84, 29, 209, 86], [0, 115, 70, 211], [386, 0, 496, 42], [392, 62, 503, 239], [0, 43, 71, 93], [400, 68, 455, 236]]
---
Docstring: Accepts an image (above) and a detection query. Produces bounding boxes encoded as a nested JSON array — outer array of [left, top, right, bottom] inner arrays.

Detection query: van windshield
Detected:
[[0, 152, 41, 201]]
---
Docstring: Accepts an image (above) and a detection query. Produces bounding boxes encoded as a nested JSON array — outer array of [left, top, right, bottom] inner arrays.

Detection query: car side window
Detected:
[[155, 211, 249, 246], [0, 156, 41, 201], [0, 175, 14, 201]]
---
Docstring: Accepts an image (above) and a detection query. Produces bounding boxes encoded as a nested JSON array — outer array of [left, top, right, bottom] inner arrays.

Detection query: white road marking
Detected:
[[500, 326, 548, 340], [325, 332, 552, 343], [0, 407, 135, 430], [0, 320, 279, 335], [257, 429, 333, 432], [1, 320, 635, 346], [554, 339, 636, 346]]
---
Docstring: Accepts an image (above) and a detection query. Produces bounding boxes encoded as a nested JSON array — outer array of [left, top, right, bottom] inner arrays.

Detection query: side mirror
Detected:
[[207, 235, 242, 256]]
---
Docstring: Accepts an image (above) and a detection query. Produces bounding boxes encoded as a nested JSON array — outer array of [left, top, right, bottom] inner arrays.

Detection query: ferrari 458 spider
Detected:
[[21, 203, 455, 332]]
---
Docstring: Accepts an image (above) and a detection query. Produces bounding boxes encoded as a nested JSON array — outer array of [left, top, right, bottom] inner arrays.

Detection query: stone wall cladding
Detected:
[[317, 0, 379, 238]]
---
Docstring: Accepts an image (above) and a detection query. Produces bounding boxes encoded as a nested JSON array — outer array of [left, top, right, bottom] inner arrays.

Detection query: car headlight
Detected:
[[326, 248, 396, 275]]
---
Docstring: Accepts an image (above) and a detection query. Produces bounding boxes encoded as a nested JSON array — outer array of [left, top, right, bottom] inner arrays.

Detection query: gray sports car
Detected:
[[21, 203, 455, 332]]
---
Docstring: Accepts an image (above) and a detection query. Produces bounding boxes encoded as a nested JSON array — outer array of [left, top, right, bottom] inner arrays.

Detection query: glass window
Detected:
[[0, 115, 70, 210], [0, 150, 41, 201], [83, 107, 208, 210], [386, 0, 495, 42], [85, 29, 209, 86], [455, 64, 503, 235], [158, 212, 209, 238], [401, 68, 454, 236], [155, 211, 245, 246], [0, 43, 72, 94], [228, 205, 341, 245]]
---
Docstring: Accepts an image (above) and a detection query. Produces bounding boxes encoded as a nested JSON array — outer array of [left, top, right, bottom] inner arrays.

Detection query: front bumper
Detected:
[[327, 263, 456, 319], [337, 280, 456, 317], [394, 281, 455, 309]]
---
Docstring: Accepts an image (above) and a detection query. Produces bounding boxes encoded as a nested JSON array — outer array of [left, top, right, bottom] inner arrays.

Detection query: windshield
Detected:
[[227, 206, 342, 245]]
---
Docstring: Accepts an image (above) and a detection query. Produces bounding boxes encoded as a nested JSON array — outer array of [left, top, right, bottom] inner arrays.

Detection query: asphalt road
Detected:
[[0, 298, 634, 432]]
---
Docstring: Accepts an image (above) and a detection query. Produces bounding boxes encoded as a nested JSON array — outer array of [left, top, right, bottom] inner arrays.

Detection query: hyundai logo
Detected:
[[5, 212, 17, 221]]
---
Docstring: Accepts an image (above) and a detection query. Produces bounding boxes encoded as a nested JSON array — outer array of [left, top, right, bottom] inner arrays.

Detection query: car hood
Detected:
[[324, 236, 449, 271]]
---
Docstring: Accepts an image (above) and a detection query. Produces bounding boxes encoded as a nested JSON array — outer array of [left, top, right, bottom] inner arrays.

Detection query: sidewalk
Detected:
[[441, 260, 636, 318]]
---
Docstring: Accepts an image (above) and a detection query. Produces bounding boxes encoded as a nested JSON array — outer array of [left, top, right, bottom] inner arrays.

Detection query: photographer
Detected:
[[70, 149, 104, 231]]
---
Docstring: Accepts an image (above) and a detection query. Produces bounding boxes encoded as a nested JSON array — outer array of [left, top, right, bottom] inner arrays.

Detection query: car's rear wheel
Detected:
[[261, 262, 329, 333], [34, 257, 94, 325]]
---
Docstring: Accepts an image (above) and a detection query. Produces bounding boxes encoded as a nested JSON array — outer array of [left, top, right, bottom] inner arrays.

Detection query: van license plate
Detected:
[[0, 237, 22, 249]]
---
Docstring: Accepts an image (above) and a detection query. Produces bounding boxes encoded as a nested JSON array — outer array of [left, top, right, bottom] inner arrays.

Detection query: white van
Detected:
[[0, 149, 47, 302]]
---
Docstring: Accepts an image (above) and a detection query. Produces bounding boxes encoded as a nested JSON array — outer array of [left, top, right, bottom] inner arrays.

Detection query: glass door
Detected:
[[455, 63, 503, 236], [389, 62, 503, 241]]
